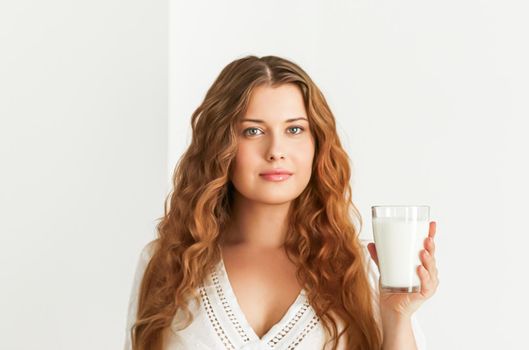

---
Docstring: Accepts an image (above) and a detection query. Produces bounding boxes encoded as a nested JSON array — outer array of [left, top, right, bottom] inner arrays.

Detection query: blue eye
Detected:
[[243, 127, 263, 136], [242, 126, 305, 137], [288, 126, 304, 134]]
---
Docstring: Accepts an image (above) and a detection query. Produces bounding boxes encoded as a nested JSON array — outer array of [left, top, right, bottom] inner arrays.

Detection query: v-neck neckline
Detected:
[[215, 250, 309, 344]]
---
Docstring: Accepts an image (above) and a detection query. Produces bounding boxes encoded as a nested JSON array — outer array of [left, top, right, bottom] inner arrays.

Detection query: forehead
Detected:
[[239, 84, 308, 124]]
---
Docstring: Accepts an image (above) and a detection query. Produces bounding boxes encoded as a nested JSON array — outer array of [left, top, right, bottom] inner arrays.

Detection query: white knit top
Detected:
[[124, 241, 427, 349]]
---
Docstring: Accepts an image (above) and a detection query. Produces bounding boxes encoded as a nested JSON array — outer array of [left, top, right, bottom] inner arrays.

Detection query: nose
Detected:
[[265, 130, 288, 161], [268, 151, 286, 161]]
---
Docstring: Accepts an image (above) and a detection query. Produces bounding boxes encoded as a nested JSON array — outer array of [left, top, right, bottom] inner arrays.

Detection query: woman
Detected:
[[124, 55, 439, 350]]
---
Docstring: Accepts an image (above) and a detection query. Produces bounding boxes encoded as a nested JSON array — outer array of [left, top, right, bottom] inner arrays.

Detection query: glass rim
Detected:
[[371, 205, 430, 209]]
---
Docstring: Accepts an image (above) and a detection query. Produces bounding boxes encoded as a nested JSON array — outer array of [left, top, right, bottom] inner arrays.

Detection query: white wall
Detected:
[[170, 1, 528, 349], [2, 0, 526, 349], [0, 1, 168, 349]]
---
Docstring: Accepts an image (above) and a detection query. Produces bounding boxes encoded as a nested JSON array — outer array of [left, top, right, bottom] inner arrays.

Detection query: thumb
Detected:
[[367, 242, 379, 268]]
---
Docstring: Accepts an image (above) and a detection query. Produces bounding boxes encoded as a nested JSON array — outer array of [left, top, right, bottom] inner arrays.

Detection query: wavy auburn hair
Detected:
[[130, 55, 382, 350]]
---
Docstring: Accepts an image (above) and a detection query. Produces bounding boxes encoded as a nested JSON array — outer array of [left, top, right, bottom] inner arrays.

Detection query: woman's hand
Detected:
[[367, 221, 439, 320]]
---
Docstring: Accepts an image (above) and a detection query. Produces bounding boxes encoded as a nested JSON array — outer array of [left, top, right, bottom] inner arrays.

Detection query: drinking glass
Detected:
[[371, 205, 430, 293]]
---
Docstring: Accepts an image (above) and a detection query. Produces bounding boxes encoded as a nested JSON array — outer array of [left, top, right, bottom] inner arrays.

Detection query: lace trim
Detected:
[[265, 300, 309, 347], [206, 264, 320, 349], [286, 314, 321, 349], [211, 269, 252, 342], [199, 284, 237, 350]]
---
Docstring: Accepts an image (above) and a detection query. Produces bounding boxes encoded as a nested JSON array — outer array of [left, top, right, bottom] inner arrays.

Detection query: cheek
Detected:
[[297, 139, 315, 167], [236, 145, 253, 164], [233, 145, 258, 174]]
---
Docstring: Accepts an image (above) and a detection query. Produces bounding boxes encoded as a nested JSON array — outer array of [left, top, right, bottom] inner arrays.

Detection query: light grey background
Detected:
[[0, 1, 168, 349], [1, 0, 527, 349], [169, 1, 528, 350]]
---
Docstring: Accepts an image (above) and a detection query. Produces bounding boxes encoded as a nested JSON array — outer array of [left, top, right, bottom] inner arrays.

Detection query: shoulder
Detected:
[[134, 239, 159, 269], [130, 240, 159, 288], [124, 239, 160, 349], [139, 239, 158, 261]]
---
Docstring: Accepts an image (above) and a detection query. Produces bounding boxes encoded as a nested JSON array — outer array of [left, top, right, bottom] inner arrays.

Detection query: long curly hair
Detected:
[[130, 55, 382, 350]]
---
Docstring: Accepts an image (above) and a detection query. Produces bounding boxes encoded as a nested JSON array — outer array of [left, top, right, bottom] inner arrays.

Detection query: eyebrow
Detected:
[[239, 117, 308, 124]]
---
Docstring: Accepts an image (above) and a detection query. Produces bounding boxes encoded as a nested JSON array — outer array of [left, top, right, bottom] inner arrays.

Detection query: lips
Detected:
[[259, 169, 293, 176], [259, 173, 292, 182]]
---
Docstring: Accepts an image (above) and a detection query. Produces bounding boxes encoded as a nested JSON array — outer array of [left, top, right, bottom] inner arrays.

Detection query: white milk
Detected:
[[372, 217, 429, 292]]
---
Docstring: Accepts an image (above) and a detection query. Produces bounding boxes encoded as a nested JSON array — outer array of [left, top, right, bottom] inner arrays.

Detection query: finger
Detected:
[[421, 248, 438, 276], [418, 265, 435, 297], [367, 243, 379, 267], [425, 221, 436, 255], [367, 243, 379, 268], [424, 235, 436, 256], [428, 221, 437, 240]]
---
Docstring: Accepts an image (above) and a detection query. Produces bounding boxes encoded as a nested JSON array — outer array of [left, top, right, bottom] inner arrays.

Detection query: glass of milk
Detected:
[[371, 205, 430, 293]]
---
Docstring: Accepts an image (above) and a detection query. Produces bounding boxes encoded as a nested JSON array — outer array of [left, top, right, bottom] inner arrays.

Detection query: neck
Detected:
[[221, 191, 292, 249]]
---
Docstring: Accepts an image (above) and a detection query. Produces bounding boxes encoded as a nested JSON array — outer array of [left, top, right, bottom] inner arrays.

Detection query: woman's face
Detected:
[[230, 83, 315, 205]]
